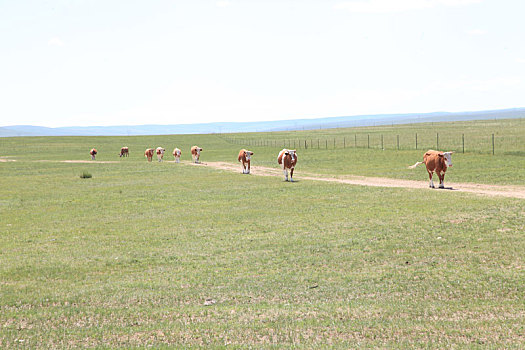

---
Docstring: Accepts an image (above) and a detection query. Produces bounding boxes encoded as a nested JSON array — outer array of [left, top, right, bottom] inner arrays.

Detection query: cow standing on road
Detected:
[[173, 148, 181, 163], [156, 147, 166, 162], [191, 146, 203, 163], [238, 149, 254, 174], [409, 150, 454, 188], [278, 149, 297, 182]]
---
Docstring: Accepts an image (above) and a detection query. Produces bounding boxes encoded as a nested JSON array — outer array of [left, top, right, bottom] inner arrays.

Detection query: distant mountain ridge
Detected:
[[2, 108, 524, 137]]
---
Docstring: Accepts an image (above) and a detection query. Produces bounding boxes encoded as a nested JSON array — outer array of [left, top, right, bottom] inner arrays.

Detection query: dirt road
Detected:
[[187, 161, 525, 200]]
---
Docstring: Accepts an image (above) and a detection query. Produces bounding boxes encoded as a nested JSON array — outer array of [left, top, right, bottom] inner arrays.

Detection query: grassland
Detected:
[[1, 119, 524, 348]]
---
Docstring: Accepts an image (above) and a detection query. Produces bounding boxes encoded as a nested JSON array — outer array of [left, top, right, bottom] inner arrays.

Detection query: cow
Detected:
[[277, 149, 297, 182], [409, 150, 454, 188], [156, 147, 166, 162], [90, 148, 97, 160], [144, 148, 154, 162], [119, 147, 129, 157], [238, 149, 254, 174], [173, 148, 181, 163], [191, 146, 203, 163]]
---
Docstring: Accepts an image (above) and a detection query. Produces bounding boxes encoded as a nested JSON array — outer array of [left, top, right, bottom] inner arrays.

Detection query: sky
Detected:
[[1, 0, 524, 127]]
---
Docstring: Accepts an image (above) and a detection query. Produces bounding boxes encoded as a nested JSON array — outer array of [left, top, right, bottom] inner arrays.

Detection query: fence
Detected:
[[222, 132, 524, 155]]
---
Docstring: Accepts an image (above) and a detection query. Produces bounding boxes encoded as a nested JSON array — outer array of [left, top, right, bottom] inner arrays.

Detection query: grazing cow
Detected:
[[173, 148, 181, 163], [277, 149, 298, 182], [119, 147, 129, 157], [156, 147, 166, 162], [191, 146, 203, 163], [90, 148, 97, 160], [409, 150, 454, 188], [144, 148, 154, 162], [238, 149, 254, 174]]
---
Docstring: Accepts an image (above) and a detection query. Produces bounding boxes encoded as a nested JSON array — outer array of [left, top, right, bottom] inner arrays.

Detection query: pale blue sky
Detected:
[[1, 0, 524, 127]]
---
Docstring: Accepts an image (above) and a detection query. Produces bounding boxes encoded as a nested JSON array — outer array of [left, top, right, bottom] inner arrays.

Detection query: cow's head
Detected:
[[245, 150, 253, 160], [287, 150, 296, 161], [442, 151, 454, 167]]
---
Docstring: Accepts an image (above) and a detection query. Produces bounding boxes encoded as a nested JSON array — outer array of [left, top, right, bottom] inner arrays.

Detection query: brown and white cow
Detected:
[[173, 148, 181, 163], [238, 149, 254, 174], [90, 148, 97, 160], [119, 147, 129, 157], [156, 147, 166, 162], [191, 146, 203, 163], [144, 148, 154, 162], [409, 150, 454, 188], [277, 149, 298, 182]]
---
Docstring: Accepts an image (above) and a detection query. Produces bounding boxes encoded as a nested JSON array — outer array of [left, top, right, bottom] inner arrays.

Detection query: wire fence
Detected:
[[223, 132, 525, 155]]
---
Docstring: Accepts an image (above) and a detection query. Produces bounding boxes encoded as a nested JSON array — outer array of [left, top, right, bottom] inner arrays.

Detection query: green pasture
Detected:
[[1, 118, 524, 185], [1, 119, 524, 348]]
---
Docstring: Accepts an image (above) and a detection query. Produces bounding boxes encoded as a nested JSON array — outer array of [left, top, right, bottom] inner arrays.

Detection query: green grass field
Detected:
[[1, 119, 524, 348]]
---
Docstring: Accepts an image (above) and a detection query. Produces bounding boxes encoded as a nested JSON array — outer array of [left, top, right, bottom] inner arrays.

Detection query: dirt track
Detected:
[[187, 161, 525, 200]]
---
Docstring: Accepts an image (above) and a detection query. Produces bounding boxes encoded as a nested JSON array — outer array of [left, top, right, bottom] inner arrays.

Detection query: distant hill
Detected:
[[1, 108, 524, 137]]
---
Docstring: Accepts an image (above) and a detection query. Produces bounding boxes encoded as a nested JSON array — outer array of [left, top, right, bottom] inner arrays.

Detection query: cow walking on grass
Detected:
[[278, 149, 297, 182], [238, 149, 253, 174], [144, 148, 154, 162], [90, 148, 97, 160], [119, 147, 129, 157], [409, 150, 454, 188]]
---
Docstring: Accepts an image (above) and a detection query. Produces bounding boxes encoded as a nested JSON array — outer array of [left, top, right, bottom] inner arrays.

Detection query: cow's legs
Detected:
[[428, 171, 434, 188], [246, 162, 250, 174], [283, 168, 288, 181], [290, 168, 294, 182], [438, 172, 445, 188], [241, 163, 245, 174]]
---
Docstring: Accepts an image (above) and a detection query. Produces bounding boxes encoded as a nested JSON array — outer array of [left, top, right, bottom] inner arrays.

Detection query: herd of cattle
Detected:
[[89, 147, 454, 186]]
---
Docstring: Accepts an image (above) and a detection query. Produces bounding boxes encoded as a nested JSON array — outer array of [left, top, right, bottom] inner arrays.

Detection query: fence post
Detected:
[[334, 138, 336, 149], [462, 134, 465, 153], [367, 134, 370, 149], [326, 140, 328, 149], [355, 134, 357, 148], [416, 133, 418, 150], [344, 137, 346, 149], [381, 134, 384, 150], [492, 133, 495, 155], [397, 135, 399, 150], [318, 139, 320, 149], [305, 140, 307, 149]]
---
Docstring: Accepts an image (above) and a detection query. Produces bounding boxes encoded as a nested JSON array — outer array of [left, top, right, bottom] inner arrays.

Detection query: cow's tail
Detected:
[[408, 161, 423, 169]]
